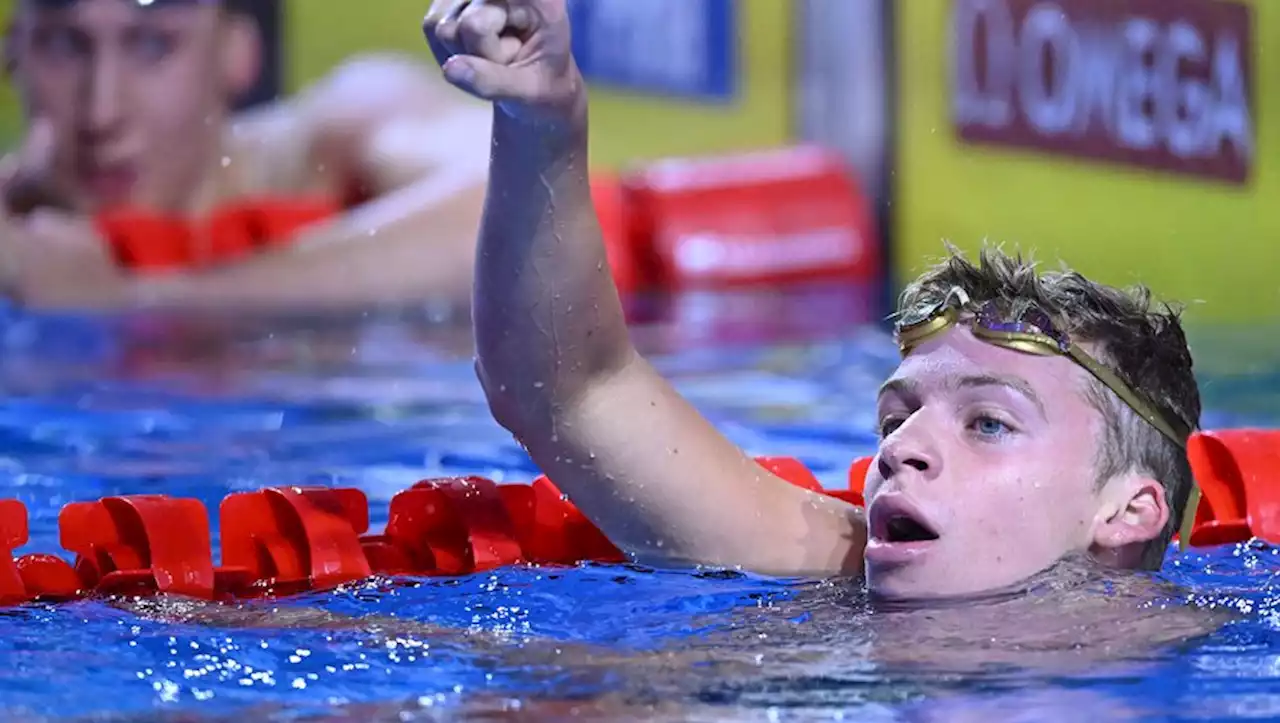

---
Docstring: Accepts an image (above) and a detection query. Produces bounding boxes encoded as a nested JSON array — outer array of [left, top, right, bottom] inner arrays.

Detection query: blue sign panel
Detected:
[[567, 0, 738, 103]]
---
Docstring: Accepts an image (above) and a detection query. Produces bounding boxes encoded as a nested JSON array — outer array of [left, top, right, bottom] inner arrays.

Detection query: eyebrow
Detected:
[[877, 373, 1047, 419]]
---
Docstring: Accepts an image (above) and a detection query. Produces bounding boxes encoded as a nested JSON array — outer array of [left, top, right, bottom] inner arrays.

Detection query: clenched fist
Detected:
[[424, 0, 586, 124]]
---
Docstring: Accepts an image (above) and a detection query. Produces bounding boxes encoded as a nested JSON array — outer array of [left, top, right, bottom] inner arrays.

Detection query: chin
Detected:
[[864, 564, 942, 602], [865, 562, 1021, 604]]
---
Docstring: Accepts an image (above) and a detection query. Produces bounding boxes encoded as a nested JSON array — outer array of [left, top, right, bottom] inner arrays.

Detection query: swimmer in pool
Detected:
[[104, 2, 1229, 711], [423, 0, 1203, 601], [0, 0, 490, 309]]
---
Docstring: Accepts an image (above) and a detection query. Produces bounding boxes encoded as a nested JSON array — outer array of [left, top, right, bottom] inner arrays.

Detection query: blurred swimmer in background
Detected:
[[0, 0, 490, 310]]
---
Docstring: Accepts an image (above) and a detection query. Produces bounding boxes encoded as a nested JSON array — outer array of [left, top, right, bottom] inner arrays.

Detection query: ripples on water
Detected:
[[0, 298, 1277, 721]]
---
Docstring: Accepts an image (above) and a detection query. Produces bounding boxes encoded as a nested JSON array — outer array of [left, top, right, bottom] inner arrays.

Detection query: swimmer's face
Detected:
[[6, 0, 257, 213], [863, 325, 1171, 600]]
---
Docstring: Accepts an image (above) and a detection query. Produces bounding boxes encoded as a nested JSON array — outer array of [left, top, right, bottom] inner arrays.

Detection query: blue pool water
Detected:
[[0, 287, 1278, 722]]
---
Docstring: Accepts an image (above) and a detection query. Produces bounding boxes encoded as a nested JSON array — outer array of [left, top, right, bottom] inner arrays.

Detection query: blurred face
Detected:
[[863, 324, 1107, 600], [7, 0, 232, 213]]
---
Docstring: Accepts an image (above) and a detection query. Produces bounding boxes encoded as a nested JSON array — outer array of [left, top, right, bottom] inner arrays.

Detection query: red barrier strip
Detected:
[[0, 431, 1271, 606]]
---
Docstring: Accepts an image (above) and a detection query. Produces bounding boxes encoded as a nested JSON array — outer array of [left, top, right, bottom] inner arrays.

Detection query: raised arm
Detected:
[[423, 0, 866, 577]]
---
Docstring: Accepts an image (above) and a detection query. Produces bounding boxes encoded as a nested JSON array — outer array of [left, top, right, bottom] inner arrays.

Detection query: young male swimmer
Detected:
[[0, 0, 490, 309], [423, 0, 1202, 601]]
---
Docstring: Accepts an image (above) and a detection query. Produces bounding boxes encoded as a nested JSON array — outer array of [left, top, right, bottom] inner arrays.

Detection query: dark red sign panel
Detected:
[[950, 0, 1254, 184]]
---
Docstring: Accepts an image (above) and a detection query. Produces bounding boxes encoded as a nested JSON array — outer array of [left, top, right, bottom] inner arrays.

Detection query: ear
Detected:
[[218, 14, 263, 101], [1089, 472, 1170, 568]]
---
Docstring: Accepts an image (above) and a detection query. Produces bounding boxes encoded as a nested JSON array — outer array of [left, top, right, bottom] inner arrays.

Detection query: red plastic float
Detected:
[[622, 146, 880, 290], [0, 500, 29, 605], [221, 487, 372, 596]]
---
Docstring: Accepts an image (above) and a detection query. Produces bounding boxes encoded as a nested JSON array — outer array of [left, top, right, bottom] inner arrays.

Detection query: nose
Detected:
[[81, 52, 127, 141], [876, 413, 941, 481]]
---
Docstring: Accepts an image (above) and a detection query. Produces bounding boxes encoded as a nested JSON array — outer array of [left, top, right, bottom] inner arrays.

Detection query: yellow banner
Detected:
[[894, 0, 1280, 321]]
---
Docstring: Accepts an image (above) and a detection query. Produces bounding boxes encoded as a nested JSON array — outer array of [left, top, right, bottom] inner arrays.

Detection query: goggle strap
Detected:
[[970, 329, 1060, 357], [1178, 485, 1201, 552], [1064, 345, 1190, 448]]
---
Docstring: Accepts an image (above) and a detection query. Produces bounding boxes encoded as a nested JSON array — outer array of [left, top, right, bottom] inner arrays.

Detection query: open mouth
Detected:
[[884, 514, 940, 543], [869, 496, 941, 547]]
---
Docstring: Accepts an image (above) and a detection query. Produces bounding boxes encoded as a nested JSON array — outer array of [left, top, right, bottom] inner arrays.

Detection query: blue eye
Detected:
[[970, 415, 1011, 437]]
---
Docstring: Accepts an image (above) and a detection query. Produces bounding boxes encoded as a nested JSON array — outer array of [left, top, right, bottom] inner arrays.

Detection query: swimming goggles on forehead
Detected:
[[894, 288, 1201, 551]]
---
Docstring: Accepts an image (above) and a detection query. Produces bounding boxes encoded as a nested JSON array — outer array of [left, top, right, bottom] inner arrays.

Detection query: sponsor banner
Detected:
[[567, 0, 737, 102], [574, 0, 791, 168], [951, 0, 1254, 184], [895, 0, 1279, 322]]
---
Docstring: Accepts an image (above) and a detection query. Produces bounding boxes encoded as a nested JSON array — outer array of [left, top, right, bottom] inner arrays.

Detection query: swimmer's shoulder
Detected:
[[223, 52, 491, 198], [292, 52, 472, 121], [221, 99, 323, 197]]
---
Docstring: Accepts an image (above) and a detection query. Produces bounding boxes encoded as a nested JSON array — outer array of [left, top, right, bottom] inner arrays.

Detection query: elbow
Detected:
[[472, 357, 541, 436]]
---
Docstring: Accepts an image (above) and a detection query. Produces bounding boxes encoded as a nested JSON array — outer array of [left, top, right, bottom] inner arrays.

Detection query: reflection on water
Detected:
[[0, 290, 1276, 721]]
